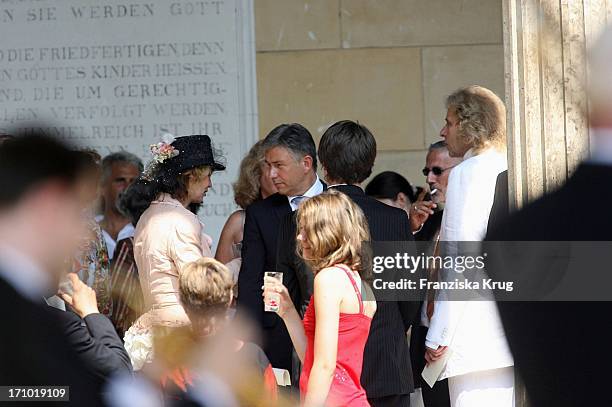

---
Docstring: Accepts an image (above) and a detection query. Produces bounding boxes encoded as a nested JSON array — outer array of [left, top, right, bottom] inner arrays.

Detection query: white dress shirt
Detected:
[[590, 128, 612, 166], [287, 175, 324, 211], [95, 215, 135, 260]]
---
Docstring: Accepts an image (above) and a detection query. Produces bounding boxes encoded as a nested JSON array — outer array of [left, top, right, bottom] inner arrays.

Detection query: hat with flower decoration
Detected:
[[145, 134, 225, 180], [166, 134, 225, 172]]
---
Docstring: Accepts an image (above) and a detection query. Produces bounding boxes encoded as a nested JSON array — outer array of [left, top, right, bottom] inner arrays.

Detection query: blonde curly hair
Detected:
[[296, 190, 372, 279], [446, 85, 507, 153], [233, 140, 267, 209]]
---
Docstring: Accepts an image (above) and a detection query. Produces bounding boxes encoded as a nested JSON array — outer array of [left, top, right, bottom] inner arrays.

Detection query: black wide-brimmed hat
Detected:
[[166, 134, 225, 172]]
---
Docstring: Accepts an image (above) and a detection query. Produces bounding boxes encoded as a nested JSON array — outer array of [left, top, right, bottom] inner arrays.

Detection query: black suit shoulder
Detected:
[[0, 278, 104, 406], [330, 185, 413, 242], [247, 193, 287, 214], [487, 175, 576, 241], [489, 163, 612, 241], [50, 307, 132, 380], [484, 163, 612, 407]]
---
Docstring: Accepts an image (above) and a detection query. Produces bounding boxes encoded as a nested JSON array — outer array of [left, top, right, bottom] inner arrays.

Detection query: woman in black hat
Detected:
[[123, 135, 227, 367]]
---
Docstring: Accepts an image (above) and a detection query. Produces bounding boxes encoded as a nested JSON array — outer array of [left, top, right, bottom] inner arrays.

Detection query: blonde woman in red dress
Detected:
[[265, 190, 376, 406]]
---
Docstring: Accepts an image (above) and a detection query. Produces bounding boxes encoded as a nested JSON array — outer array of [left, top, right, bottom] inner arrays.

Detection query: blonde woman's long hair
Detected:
[[233, 140, 266, 209], [296, 190, 372, 280]]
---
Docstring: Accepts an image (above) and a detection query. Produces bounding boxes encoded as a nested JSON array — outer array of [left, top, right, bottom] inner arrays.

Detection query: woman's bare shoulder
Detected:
[[220, 210, 245, 235], [315, 265, 346, 280], [226, 209, 245, 225]]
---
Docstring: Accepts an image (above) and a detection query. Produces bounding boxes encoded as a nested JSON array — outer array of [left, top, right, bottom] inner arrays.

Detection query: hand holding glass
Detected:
[[263, 271, 283, 312]]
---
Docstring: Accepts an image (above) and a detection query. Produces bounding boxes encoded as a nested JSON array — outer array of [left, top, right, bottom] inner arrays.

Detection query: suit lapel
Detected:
[[270, 193, 291, 221]]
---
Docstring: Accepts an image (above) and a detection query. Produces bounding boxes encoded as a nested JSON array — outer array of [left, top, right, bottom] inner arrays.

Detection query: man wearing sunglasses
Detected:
[[409, 141, 460, 407], [409, 141, 461, 240]]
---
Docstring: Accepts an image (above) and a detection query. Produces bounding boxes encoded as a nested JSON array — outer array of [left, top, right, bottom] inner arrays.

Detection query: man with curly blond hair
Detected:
[[426, 86, 513, 407]]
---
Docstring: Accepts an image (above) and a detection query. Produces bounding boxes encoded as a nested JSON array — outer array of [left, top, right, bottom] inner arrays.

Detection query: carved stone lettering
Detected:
[[0, 0, 257, 246]]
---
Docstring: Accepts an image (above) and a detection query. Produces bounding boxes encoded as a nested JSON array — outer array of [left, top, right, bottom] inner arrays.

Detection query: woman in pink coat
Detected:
[[124, 135, 227, 367]]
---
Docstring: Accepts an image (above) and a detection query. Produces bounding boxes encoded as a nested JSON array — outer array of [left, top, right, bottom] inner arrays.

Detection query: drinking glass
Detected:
[[264, 271, 283, 312]]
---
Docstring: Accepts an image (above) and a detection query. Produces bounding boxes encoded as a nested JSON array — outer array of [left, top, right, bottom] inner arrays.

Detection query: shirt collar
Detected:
[[153, 192, 184, 207], [589, 128, 612, 166], [96, 215, 136, 240], [463, 147, 476, 160], [287, 175, 324, 210], [0, 244, 52, 301]]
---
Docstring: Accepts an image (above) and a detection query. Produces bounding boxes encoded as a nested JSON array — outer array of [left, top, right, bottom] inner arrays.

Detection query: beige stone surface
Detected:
[[255, 0, 341, 51], [422, 45, 505, 145], [340, 0, 503, 48], [364, 150, 430, 193], [256, 47, 424, 150]]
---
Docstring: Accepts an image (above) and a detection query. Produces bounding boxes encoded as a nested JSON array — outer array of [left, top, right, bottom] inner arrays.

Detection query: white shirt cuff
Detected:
[[425, 339, 439, 350], [412, 223, 424, 235]]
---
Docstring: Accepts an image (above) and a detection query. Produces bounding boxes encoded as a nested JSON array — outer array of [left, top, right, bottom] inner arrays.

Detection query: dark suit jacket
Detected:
[[237, 193, 297, 370], [49, 307, 132, 380], [277, 184, 420, 399], [0, 276, 105, 406], [277, 212, 311, 317], [487, 170, 509, 233], [414, 210, 444, 242], [410, 210, 451, 406], [485, 163, 612, 407]]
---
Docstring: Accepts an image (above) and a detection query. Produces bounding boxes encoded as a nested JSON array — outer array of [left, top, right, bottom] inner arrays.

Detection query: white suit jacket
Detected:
[[425, 148, 514, 379]]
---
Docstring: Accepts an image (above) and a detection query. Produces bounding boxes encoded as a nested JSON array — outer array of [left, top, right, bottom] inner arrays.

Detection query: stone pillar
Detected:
[[503, 0, 612, 211]]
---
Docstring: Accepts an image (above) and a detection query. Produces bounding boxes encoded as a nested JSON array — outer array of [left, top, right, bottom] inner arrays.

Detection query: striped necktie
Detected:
[[291, 195, 307, 210]]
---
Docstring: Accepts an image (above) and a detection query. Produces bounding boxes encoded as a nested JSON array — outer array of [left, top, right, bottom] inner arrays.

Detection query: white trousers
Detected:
[[448, 367, 514, 407]]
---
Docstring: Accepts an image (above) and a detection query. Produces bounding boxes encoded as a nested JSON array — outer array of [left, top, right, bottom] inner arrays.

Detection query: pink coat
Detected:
[[134, 193, 214, 325]]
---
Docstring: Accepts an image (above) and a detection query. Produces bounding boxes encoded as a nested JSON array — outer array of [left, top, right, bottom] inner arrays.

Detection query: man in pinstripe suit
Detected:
[[278, 120, 420, 406]]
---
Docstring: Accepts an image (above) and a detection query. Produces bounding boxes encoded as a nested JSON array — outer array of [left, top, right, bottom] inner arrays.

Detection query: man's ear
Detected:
[[302, 155, 314, 172], [396, 192, 410, 209]]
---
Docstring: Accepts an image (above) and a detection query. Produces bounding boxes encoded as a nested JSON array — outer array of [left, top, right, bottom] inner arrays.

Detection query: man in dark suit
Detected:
[[0, 133, 105, 406], [407, 142, 460, 407], [237, 123, 324, 371], [485, 28, 612, 407], [278, 120, 419, 406], [486, 162, 612, 406], [56, 273, 132, 380]]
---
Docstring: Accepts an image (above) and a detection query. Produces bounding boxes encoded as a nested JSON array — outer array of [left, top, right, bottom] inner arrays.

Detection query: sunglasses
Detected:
[[422, 165, 457, 176]]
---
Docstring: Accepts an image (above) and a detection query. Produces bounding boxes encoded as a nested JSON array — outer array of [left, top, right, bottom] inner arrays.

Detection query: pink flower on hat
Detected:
[[149, 141, 179, 164]]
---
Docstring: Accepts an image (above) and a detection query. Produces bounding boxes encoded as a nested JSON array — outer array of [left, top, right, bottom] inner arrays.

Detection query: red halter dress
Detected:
[[299, 265, 372, 406]]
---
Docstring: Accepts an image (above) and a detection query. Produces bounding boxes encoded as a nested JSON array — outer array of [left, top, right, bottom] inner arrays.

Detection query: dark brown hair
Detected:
[[318, 120, 377, 184]]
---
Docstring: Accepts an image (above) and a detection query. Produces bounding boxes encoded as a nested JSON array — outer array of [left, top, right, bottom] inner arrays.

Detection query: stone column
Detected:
[[503, 0, 612, 211]]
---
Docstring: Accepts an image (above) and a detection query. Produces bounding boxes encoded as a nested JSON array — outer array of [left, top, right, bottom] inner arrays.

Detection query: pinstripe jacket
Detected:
[[277, 184, 420, 398]]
